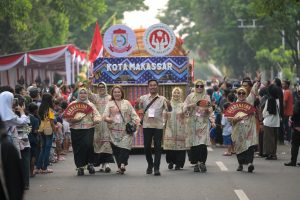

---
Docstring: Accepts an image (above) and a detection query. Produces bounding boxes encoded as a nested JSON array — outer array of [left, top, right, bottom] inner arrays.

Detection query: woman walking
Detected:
[[103, 85, 140, 174], [89, 82, 114, 172], [65, 87, 101, 176], [184, 80, 215, 173], [164, 87, 187, 170], [231, 74, 261, 172]]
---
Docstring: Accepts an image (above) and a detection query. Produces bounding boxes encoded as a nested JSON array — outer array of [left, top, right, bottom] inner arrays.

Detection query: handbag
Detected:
[[38, 117, 53, 135], [114, 101, 137, 135]]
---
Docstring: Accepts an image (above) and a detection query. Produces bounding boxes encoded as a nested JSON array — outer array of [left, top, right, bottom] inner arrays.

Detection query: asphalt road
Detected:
[[24, 144, 300, 200]]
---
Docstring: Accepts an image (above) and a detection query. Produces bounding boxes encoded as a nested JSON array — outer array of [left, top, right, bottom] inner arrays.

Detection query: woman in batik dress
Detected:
[[231, 74, 261, 173], [66, 87, 101, 176], [163, 87, 187, 170], [103, 85, 140, 174], [184, 80, 215, 173], [89, 82, 114, 172]]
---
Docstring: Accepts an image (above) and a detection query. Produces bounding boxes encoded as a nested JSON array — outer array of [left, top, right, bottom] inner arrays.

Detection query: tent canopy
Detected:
[[0, 44, 87, 87]]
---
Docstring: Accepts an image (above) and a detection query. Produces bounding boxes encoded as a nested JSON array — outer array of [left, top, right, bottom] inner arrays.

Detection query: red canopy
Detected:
[[0, 44, 87, 86]]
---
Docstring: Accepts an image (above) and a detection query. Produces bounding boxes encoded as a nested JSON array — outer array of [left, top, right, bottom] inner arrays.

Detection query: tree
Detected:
[[250, 0, 300, 77], [0, 0, 147, 54], [159, 0, 264, 78]]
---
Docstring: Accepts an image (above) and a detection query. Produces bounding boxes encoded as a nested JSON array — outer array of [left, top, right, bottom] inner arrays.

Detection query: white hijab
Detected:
[[0, 91, 17, 121]]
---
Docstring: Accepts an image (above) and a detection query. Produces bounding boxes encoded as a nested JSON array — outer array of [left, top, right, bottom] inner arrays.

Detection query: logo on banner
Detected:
[[143, 23, 176, 56], [104, 25, 136, 57]]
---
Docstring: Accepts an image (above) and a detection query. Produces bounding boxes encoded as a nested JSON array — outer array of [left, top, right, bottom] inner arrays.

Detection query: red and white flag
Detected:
[[88, 21, 103, 77]]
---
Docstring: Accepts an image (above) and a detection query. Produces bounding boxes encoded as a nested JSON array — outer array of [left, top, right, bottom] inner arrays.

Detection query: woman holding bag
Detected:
[[103, 85, 140, 174], [36, 93, 56, 174]]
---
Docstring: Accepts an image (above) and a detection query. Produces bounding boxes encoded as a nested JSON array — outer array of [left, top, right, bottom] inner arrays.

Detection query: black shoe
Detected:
[[154, 169, 161, 176], [284, 162, 296, 166], [77, 168, 84, 176], [174, 165, 180, 170], [194, 164, 200, 172], [120, 166, 126, 175], [266, 155, 277, 160], [168, 163, 174, 170], [105, 166, 111, 173], [199, 163, 207, 173], [87, 165, 95, 174], [297, 163, 300, 166], [236, 165, 243, 171], [248, 164, 254, 173], [146, 165, 153, 174]]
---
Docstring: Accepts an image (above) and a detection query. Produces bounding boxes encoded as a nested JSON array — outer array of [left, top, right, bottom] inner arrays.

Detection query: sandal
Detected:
[[34, 169, 42, 174], [42, 168, 53, 174], [223, 152, 232, 156]]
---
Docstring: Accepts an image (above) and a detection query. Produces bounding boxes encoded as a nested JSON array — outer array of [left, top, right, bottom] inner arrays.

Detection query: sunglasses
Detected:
[[195, 85, 204, 88], [238, 92, 246, 96]]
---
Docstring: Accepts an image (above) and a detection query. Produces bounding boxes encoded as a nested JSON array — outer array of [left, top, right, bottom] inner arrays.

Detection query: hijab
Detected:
[[236, 87, 247, 102], [192, 80, 206, 103], [98, 82, 109, 97], [0, 91, 16, 121], [77, 87, 89, 103], [171, 87, 183, 105]]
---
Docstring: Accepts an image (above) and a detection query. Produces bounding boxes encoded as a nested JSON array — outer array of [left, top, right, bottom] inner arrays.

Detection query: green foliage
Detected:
[[256, 47, 293, 70], [0, 0, 147, 54], [160, 0, 300, 78], [282, 67, 294, 81]]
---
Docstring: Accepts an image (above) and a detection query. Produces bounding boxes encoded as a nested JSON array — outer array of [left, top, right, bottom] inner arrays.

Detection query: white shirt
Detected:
[[263, 99, 280, 127], [221, 114, 232, 136]]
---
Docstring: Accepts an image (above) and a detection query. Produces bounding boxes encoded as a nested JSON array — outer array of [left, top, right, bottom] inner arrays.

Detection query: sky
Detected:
[[123, 0, 169, 29]]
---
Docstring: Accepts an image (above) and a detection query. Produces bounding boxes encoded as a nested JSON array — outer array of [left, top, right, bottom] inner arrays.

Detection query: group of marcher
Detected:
[[1, 74, 300, 200]]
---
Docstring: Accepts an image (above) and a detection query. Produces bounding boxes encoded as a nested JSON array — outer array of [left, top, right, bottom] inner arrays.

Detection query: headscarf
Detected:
[[98, 82, 109, 96], [77, 87, 89, 103], [192, 79, 206, 103], [171, 87, 183, 103], [0, 91, 16, 121], [236, 87, 247, 102]]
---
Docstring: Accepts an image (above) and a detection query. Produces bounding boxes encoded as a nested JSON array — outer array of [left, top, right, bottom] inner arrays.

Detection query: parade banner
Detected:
[[93, 56, 189, 84], [224, 102, 256, 119]]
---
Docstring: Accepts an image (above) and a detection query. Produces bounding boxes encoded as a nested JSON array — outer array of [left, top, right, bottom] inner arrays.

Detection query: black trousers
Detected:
[[237, 145, 255, 165], [70, 128, 95, 168], [165, 150, 186, 168], [111, 143, 130, 168], [21, 147, 30, 188], [189, 144, 207, 164], [290, 129, 300, 164], [143, 128, 163, 170]]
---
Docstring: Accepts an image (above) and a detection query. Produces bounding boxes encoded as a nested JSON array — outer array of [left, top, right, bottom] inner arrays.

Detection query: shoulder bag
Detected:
[[140, 96, 159, 125], [114, 101, 137, 135]]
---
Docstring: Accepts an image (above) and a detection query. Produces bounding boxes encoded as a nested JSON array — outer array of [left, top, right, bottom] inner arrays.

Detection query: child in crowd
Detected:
[[221, 102, 233, 156], [28, 103, 40, 177]]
